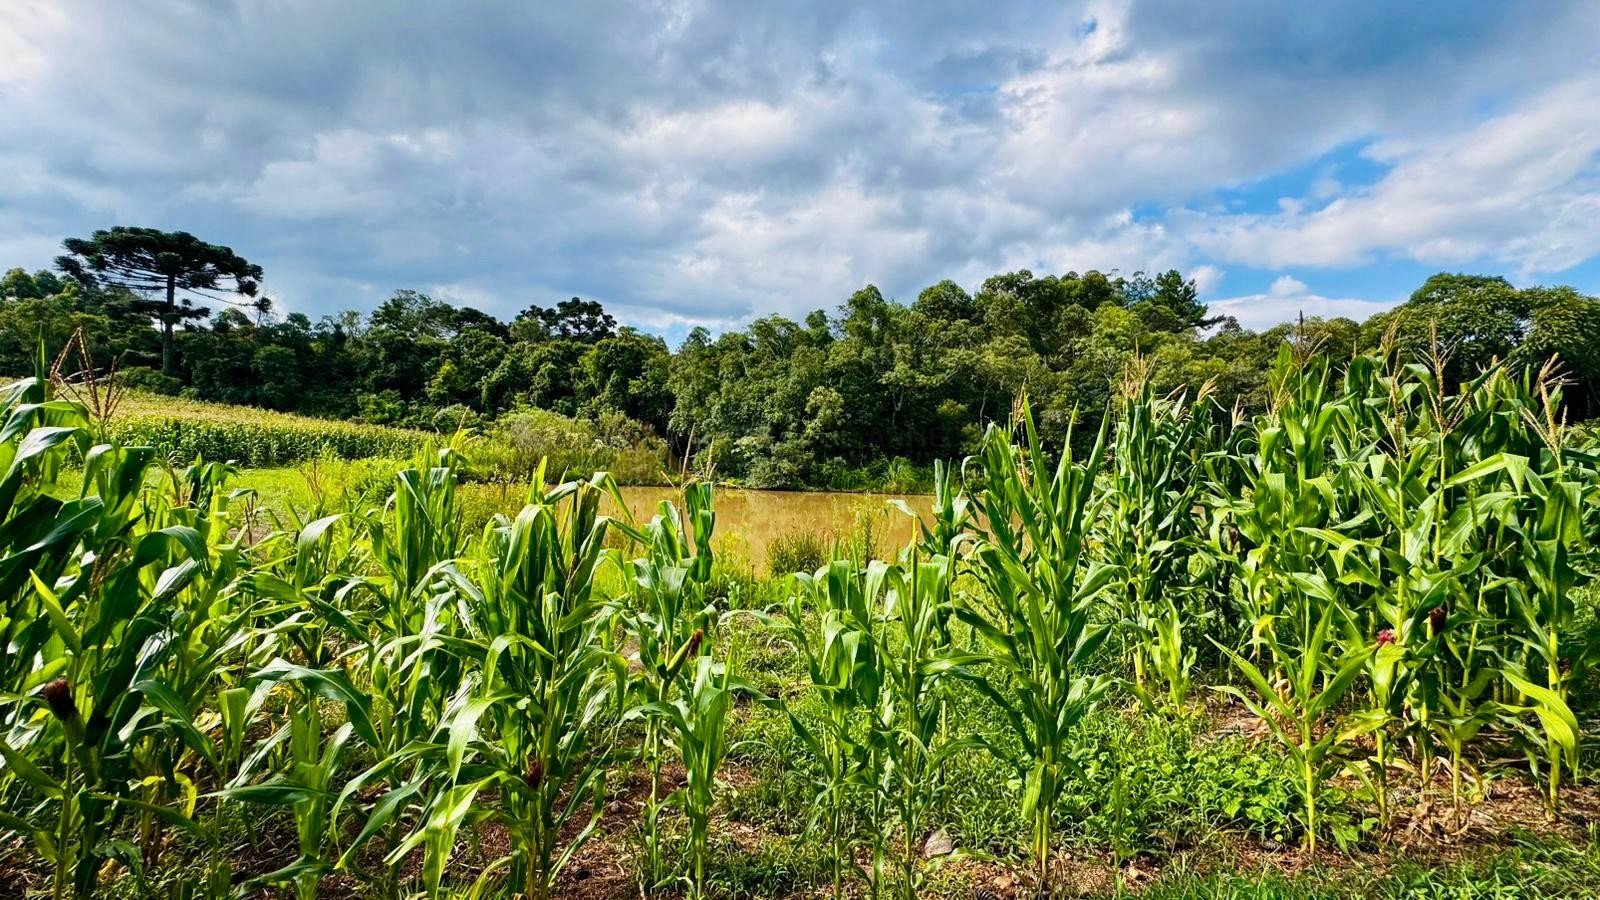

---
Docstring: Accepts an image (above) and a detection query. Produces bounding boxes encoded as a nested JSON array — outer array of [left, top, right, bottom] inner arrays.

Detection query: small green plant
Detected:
[[640, 651, 765, 898], [1214, 603, 1372, 853]]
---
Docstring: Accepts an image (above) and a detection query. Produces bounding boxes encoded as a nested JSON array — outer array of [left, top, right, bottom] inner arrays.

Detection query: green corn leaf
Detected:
[[1501, 668, 1580, 758], [0, 735, 62, 797], [250, 660, 378, 748]]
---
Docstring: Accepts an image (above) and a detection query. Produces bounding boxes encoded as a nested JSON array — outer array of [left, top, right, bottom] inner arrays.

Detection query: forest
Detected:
[[5, 227, 1599, 490]]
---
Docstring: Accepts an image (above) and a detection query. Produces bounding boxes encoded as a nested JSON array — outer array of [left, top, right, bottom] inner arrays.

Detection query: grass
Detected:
[[1128, 829, 1600, 898]]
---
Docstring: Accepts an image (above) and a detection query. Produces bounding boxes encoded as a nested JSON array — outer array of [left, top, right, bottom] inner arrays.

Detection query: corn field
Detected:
[[1, 339, 1598, 898], [109, 392, 430, 466]]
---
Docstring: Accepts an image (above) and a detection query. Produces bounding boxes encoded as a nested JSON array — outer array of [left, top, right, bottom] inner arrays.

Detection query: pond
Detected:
[[609, 485, 934, 573]]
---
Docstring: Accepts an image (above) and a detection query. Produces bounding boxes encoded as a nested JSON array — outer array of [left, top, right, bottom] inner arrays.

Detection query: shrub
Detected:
[[488, 407, 670, 485], [767, 530, 828, 576], [116, 366, 182, 396]]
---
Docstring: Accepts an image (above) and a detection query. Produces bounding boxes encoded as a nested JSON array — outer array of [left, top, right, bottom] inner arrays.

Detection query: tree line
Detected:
[[3, 226, 1598, 488]]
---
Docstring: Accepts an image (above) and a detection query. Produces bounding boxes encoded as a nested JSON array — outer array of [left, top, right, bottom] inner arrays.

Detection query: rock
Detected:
[[922, 827, 955, 858]]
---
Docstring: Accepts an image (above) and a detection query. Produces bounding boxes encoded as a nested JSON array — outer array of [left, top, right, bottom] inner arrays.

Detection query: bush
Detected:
[[430, 403, 483, 433], [767, 531, 828, 577], [116, 366, 182, 396], [488, 407, 671, 486], [813, 456, 933, 493]]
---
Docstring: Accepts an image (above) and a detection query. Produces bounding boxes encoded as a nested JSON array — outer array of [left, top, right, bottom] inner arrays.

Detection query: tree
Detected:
[[1522, 286, 1600, 418], [1151, 269, 1217, 329], [912, 279, 976, 324], [515, 297, 616, 342], [577, 328, 671, 431], [56, 228, 263, 376], [1386, 274, 1529, 384], [1, 268, 64, 301]]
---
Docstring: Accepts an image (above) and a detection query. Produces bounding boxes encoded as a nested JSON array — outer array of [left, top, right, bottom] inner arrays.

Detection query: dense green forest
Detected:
[[5, 227, 1599, 488]]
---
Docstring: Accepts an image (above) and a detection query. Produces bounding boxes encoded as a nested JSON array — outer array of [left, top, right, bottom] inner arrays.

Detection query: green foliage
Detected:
[[1061, 708, 1306, 854], [480, 406, 671, 486], [767, 531, 830, 577], [2, 341, 1599, 900]]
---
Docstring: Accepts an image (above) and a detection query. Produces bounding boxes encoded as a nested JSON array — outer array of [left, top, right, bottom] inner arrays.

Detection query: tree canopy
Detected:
[[7, 230, 1598, 489], [56, 227, 264, 375]]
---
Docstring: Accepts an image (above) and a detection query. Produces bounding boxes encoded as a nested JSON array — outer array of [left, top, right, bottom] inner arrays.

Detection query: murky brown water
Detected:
[[608, 486, 933, 573]]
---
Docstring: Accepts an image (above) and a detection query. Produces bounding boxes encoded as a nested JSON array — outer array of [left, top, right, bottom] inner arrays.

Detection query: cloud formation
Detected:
[[1209, 276, 1397, 332], [2, 0, 1597, 331]]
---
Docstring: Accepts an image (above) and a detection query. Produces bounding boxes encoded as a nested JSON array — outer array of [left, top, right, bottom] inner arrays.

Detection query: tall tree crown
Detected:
[[56, 226, 262, 300]]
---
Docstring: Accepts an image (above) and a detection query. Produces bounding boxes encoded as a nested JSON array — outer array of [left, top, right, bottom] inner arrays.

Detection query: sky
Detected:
[[3, 1, 1599, 343]]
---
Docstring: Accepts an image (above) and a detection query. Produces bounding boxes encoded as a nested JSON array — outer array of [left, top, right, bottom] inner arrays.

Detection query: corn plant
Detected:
[[637, 650, 765, 899], [109, 390, 428, 465], [762, 559, 885, 897], [874, 551, 972, 900], [1316, 364, 1517, 819], [326, 451, 472, 892], [0, 379, 245, 897], [1497, 438, 1589, 815], [218, 690, 359, 900], [1208, 344, 1359, 666], [408, 468, 627, 900], [956, 404, 1116, 892], [1099, 361, 1215, 707], [1213, 602, 1371, 853], [622, 482, 717, 893]]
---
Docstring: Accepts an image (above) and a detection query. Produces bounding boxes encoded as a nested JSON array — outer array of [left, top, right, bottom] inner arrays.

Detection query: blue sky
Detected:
[[3, 1, 1598, 341]]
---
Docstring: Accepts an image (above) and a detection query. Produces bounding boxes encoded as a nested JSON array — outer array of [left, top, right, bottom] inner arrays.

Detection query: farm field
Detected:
[[3, 343, 1599, 900]]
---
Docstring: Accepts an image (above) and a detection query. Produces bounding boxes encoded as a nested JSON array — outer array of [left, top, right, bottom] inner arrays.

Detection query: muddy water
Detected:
[[608, 486, 934, 573]]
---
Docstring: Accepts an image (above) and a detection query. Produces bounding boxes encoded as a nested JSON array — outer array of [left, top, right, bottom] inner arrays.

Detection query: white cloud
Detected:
[[1178, 77, 1600, 277], [214, 130, 458, 220], [1, 1, 1598, 328], [1209, 275, 1399, 330]]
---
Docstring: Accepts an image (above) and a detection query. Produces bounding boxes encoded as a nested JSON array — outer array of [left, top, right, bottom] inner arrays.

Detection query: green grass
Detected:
[[1131, 829, 1600, 898]]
